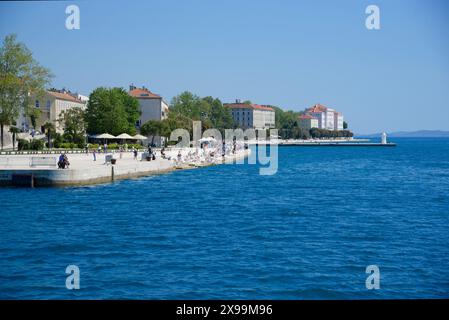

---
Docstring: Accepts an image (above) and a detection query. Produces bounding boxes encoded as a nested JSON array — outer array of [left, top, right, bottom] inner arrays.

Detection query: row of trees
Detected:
[[1, 33, 355, 151], [140, 91, 235, 144], [273, 106, 351, 139], [310, 128, 353, 139], [42, 88, 141, 149]]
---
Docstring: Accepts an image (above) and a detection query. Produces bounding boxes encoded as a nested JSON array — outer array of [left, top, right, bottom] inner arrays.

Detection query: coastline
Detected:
[[0, 148, 251, 187]]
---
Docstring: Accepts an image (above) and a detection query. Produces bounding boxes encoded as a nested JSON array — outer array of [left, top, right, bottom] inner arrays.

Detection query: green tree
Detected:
[[272, 106, 302, 139], [27, 107, 41, 129], [59, 107, 86, 146], [42, 122, 55, 148], [0, 34, 52, 149], [9, 125, 20, 150], [343, 121, 348, 129], [140, 119, 169, 146], [85, 87, 140, 136], [122, 92, 141, 135], [170, 91, 233, 134]]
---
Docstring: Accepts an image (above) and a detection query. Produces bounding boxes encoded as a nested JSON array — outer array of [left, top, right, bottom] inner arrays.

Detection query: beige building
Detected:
[[298, 114, 319, 130], [128, 85, 169, 128], [224, 101, 275, 130], [128, 85, 169, 147], [19, 90, 87, 133]]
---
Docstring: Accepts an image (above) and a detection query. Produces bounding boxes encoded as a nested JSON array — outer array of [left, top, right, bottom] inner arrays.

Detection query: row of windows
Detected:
[[35, 100, 51, 108]]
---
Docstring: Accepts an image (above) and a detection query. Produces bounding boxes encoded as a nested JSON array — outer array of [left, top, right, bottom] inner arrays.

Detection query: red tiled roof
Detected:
[[298, 114, 315, 119], [47, 91, 85, 104], [129, 88, 161, 99], [306, 103, 328, 113], [224, 103, 274, 111]]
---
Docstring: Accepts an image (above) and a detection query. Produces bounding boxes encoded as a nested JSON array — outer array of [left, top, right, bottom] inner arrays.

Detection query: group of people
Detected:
[[174, 139, 246, 166], [58, 153, 70, 169]]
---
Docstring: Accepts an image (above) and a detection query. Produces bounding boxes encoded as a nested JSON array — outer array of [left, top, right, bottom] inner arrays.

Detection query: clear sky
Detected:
[[1, 0, 448, 133]]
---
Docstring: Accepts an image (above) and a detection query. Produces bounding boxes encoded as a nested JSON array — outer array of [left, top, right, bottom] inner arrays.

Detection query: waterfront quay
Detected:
[[0, 148, 251, 187], [249, 138, 396, 147]]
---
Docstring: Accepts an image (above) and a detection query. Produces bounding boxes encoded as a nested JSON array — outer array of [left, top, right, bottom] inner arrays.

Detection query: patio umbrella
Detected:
[[116, 133, 134, 139], [133, 134, 147, 140], [95, 133, 116, 144], [95, 133, 116, 139], [116, 133, 134, 145]]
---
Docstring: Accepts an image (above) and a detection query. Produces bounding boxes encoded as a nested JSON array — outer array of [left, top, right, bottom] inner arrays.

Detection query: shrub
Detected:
[[29, 139, 45, 150], [58, 142, 78, 149], [129, 143, 143, 149], [53, 133, 64, 148], [18, 139, 30, 151]]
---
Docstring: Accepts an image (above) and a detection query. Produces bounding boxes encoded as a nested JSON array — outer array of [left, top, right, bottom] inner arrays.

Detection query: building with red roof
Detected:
[[304, 103, 344, 130], [128, 84, 169, 128], [298, 114, 319, 130], [128, 84, 169, 147], [20, 89, 87, 133], [224, 100, 275, 130]]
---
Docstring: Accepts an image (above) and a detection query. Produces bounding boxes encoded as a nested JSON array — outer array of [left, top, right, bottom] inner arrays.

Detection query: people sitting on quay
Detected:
[[58, 153, 70, 169]]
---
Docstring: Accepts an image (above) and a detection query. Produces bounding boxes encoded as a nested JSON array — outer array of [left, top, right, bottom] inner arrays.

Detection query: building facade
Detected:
[[304, 104, 344, 131], [334, 112, 344, 131], [19, 89, 87, 133], [224, 101, 275, 130], [128, 85, 169, 129], [298, 114, 319, 130]]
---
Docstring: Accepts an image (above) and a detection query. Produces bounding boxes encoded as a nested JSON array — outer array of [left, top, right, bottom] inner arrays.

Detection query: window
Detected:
[[46, 100, 51, 108], [35, 100, 40, 108]]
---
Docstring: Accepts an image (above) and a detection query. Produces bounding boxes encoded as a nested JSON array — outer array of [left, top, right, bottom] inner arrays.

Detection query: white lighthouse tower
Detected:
[[381, 132, 387, 144]]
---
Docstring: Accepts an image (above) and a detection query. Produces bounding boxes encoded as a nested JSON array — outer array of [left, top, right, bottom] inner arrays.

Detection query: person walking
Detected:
[[93, 149, 97, 161]]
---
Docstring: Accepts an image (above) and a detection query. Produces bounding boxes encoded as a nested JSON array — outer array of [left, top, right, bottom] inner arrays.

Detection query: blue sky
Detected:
[[1, 0, 448, 133]]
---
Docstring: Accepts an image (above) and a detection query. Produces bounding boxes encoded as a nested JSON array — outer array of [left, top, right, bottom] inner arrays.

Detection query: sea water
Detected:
[[0, 138, 448, 299]]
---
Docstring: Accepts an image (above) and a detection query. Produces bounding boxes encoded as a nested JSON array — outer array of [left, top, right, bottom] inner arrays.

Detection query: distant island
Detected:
[[357, 130, 449, 138]]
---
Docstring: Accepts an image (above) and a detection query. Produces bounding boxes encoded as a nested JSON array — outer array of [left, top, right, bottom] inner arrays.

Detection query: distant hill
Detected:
[[357, 130, 449, 138]]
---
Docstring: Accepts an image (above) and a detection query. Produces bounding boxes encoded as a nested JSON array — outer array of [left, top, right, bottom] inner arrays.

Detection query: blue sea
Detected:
[[0, 138, 448, 299]]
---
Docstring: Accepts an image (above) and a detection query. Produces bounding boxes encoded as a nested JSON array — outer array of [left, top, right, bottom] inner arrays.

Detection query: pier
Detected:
[[277, 142, 396, 147], [0, 148, 251, 187]]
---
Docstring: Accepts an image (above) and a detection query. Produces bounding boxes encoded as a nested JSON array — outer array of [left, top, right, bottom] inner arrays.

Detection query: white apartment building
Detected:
[[334, 112, 344, 131], [128, 85, 169, 128], [298, 114, 319, 130], [19, 89, 87, 133], [305, 104, 344, 131], [224, 101, 275, 130]]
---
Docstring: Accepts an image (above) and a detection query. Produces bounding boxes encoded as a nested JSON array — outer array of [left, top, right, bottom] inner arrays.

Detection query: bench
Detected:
[[30, 156, 57, 167]]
